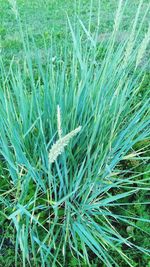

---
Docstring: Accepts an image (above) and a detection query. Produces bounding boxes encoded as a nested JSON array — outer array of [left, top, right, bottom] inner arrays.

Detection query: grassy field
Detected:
[[0, 0, 150, 266], [0, 0, 149, 59]]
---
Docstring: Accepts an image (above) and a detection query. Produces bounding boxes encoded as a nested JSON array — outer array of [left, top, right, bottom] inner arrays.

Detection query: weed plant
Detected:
[[0, 0, 150, 266]]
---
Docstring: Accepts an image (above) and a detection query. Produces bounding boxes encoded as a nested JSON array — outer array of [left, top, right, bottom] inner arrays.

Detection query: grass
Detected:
[[0, 0, 149, 60], [0, 0, 150, 266]]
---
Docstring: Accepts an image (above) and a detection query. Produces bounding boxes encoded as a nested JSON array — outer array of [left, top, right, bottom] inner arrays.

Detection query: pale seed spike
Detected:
[[49, 126, 81, 164], [136, 26, 150, 68], [57, 105, 62, 139]]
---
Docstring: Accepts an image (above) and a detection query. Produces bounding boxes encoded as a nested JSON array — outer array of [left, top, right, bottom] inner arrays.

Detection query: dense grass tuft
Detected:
[[0, 1, 150, 266]]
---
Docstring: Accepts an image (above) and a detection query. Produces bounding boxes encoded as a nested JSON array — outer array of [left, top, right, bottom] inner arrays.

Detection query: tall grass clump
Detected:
[[0, 0, 150, 266]]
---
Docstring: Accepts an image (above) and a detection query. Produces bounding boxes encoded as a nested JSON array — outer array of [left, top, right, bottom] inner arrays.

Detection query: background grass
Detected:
[[0, 0, 149, 60]]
